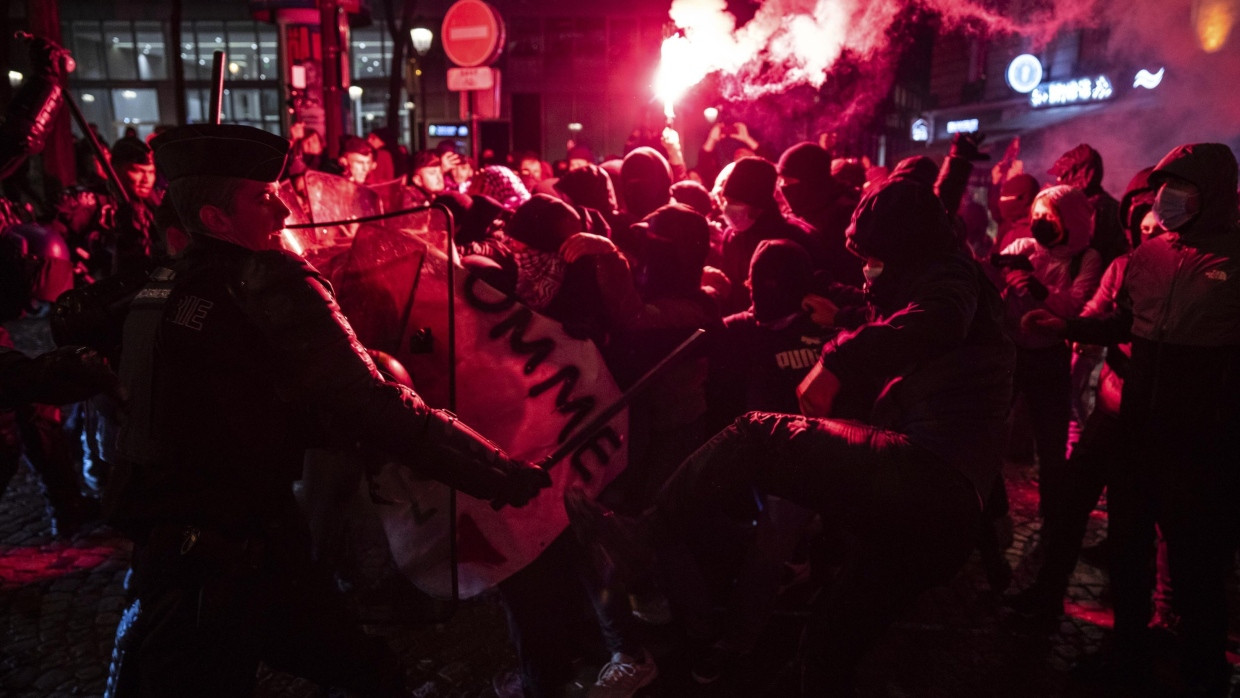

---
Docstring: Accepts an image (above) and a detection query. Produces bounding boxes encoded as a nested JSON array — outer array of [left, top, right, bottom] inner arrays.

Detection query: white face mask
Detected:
[[862, 259, 884, 284], [1153, 183, 1201, 231], [722, 203, 757, 232]]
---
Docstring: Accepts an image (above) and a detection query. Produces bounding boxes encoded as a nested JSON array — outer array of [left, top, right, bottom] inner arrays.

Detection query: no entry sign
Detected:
[[441, 0, 505, 68]]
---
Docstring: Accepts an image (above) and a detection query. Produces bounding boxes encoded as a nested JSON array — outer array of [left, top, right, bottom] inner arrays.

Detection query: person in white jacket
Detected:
[[996, 184, 1102, 556]]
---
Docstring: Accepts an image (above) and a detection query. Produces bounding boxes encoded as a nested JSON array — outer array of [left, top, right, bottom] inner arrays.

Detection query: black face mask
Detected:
[[1031, 218, 1063, 247]]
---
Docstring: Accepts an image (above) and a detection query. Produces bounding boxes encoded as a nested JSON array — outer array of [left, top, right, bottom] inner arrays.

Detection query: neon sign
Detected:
[[1006, 54, 1043, 94], [946, 119, 979, 134], [910, 119, 929, 142], [1133, 67, 1165, 90], [1030, 76, 1113, 108]]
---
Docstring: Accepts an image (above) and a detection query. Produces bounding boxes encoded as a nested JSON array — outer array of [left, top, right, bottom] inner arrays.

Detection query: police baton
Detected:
[[540, 327, 708, 469]]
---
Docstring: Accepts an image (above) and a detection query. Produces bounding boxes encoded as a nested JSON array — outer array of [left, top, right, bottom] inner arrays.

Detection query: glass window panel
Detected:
[[226, 21, 260, 80], [229, 88, 264, 122], [134, 22, 168, 80], [72, 89, 112, 139], [69, 21, 107, 80], [103, 21, 137, 80], [352, 28, 385, 80], [607, 18, 635, 63], [194, 22, 227, 83], [112, 88, 160, 137], [260, 88, 281, 121], [258, 27, 278, 81], [185, 88, 207, 123], [180, 22, 204, 81]]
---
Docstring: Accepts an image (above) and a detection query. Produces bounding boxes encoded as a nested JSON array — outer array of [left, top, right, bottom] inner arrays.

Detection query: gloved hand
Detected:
[[950, 132, 990, 162], [1007, 270, 1048, 301], [5, 346, 124, 408], [490, 457, 552, 509]]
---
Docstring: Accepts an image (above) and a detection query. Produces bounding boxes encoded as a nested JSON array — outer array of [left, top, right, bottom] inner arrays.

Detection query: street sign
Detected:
[[447, 66, 496, 91], [441, 0, 505, 68]]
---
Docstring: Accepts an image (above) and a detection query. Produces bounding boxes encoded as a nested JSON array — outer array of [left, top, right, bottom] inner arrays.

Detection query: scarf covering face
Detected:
[[513, 247, 566, 311]]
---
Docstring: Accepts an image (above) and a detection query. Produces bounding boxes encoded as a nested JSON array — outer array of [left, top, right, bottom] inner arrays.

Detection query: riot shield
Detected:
[[324, 210, 629, 599]]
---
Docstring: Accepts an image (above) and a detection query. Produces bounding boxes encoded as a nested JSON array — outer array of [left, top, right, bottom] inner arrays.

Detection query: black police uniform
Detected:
[[104, 124, 547, 697]]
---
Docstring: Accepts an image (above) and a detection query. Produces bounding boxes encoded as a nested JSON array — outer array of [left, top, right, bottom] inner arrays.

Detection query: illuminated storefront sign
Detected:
[[1030, 75, 1113, 107], [1006, 54, 1044, 94], [910, 118, 930, 142], [1133, 67, 1165, 89], [946, 118, 979, 134]]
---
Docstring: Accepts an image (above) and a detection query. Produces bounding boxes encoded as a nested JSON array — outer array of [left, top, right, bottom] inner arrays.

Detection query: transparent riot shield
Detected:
[[329, 213, 630, 599]]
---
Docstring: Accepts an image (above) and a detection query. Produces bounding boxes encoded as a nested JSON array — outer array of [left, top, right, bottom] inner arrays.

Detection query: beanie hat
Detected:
[[749, 239, 812, 322], [721, 156, 777, 209], [1000, 173, 1039, 202], [778, 142, 833, 185], [554, 164, 617, 212], [111, 136, 153, 169], [670, 180, 713, 217], [506, 194, 581, 253]]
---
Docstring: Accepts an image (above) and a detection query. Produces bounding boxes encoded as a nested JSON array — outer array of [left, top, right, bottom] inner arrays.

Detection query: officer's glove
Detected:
[[490, 457, 552, 510], [8, 346, 123, 406]]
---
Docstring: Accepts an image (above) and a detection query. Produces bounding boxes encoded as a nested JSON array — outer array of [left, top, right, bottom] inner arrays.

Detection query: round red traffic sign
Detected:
[[441, 0, 505, 68]]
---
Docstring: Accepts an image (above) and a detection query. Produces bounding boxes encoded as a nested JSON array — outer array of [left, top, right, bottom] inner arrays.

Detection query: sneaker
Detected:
[[491, 669, 524, 698], [587, 650, 657, 697]]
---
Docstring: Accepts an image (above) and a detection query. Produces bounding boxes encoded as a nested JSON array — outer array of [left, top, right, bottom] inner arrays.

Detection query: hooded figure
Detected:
[[1000, 185, 1101, 349], [619, 146, 673, 220], [1039, 143, 1240, 696], [778, 142, 863, 286], [648, 169, 1013, 695], [995, 173, 1040, 252], [1048, 143, 1128, 264], [718, 156, 820, 313]]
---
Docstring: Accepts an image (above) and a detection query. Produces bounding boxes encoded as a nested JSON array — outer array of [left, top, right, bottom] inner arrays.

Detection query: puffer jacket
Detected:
[[1066, 143, 1240, 452], [1000, 185, 1102, 349]]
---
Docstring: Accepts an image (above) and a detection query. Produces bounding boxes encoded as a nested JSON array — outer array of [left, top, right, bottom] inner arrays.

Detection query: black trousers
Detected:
[[105, 500, 402, 697], [655, 412, 982, 693]]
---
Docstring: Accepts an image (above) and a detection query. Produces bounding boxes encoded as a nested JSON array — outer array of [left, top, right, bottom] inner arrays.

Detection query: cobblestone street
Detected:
[[2, 459, 1237, 697]]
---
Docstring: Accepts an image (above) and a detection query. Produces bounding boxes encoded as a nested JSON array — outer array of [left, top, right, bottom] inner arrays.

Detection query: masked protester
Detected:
[[777, 142, 863, 288], [995, 173, 1040, 253], [1005, 168, 1171, 623], [717, 157, 822, 314], [995, 186, 1101, 578], [1048, 143, 1128, 265], [588, 172, 1013, 692], [102, 124, 550, 697], [1024, 143, 1240, 697]]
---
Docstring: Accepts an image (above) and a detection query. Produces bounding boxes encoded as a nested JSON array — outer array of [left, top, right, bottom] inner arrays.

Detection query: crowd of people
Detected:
[[3, 35, 1238, 698]]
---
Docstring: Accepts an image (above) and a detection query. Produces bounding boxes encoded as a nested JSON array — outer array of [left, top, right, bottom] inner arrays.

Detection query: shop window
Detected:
[[134, 22, 168, 81], [103, 21, 137, 81], [226, 22, 262, 81], [111, 87, 160, 140], [68, 21, 107, 80], [352, 28, 389, 79]]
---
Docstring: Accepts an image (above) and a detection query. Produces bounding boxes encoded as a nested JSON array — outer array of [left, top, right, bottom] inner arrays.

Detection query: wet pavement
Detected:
[[1, 459, 1237, 697]]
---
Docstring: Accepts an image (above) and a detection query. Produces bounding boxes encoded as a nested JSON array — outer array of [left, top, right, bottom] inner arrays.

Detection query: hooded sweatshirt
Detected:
[[1001, 185, 1102, 349], [1049, 143, 1128, 264]]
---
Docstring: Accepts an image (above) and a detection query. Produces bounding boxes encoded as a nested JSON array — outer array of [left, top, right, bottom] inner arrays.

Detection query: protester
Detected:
[[776, 141, 862, 287], [1023, 143, 1240, 697]]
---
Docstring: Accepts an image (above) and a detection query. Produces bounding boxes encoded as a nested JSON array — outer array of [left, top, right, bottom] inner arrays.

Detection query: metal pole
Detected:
[[319, 0, 343, 160], [419, 58, 428, 151], [468, 90, 479, 161], [62, 91, 131, 206], [209, 50, 225, 124]]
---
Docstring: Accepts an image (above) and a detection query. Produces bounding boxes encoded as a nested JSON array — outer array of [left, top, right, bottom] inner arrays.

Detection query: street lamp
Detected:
[[409, 26, 433, 150], [348, 85, 363, 136]]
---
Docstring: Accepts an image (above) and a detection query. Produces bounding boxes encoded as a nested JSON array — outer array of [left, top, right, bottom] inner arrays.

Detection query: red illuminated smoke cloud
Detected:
[[666, 0, 1103, 100]]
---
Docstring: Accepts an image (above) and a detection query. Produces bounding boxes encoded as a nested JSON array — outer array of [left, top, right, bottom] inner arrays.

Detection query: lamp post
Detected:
[[409, 26, 433, 151], [348, 85, 363, 136]]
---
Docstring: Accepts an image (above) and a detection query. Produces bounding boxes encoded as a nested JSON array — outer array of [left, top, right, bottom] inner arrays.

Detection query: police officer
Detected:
[[103, 124, 550, 697]]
